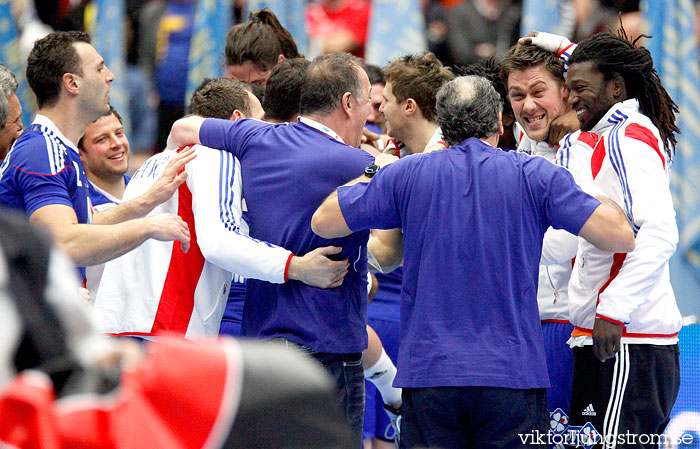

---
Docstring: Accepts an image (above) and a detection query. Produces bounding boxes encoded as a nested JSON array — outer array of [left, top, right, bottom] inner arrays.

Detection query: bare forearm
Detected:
[[579, 196, 635, 253], [312, 189, 351, 238], [53, 220, 152, 266], [93, 196, 153, 224], [168, 116, 205, 149]]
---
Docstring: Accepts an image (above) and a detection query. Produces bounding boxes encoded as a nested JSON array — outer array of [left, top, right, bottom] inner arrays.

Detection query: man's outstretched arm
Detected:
[[311, 189, 353, 239], [167, 116, 206, 150], [31, 204, 190, 267], [578, 195, 635, 253], [312, 153, 398, 239]]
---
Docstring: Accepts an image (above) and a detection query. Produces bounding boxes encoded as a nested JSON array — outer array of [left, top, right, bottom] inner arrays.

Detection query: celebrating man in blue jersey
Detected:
[[0, 31, 192, 280], [311, 75, 636, 449], [169, 52, 375, 442]]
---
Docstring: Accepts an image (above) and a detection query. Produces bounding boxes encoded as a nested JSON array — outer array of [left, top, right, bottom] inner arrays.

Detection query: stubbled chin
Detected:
[[524, 126, 547, 141]]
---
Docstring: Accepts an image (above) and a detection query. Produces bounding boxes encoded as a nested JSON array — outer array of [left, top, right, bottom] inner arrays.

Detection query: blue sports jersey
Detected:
[[200, 118, 375, 353], [338, 137, 601, 389], [0, 115, 92, 278], [87, 175, 130, 212]]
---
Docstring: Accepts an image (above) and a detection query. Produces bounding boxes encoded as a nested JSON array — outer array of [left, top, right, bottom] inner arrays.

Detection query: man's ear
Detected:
[[62, 73, 80, 95], [229, 109, 245, 121], [342, 92, 353, 117], [497, 111, 504, 136], [277, 54, 285, 64], [404, 98, 417, 117], [609, 73, 627, 102]]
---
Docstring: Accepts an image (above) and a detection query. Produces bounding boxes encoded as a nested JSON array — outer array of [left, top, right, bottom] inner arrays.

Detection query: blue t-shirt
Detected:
[[200, 118, 375, 353], [369, 268, 402, 323], [0, 118, 92, 278], [338, 137, 601, 389]]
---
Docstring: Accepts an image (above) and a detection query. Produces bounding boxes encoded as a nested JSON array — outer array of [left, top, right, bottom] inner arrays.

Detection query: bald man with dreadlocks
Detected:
[[525, 30, 682, 446]]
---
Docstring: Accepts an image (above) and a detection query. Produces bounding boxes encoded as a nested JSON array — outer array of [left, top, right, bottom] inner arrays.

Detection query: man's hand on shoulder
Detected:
[[287, 246, 349, 289], [140, 146, 197, 210], [592, 317, 623, 362]]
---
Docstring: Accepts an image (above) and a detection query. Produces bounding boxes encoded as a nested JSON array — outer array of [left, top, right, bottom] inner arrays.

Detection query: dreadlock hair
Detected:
[[568, 29, 679, 158]]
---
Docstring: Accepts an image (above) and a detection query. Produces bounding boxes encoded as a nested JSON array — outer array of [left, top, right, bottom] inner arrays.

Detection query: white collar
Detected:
[[32, 114, 80, 154], [514, 121, 558, 161], [590, 99, 640, 134], [298, 116, 345, 143]]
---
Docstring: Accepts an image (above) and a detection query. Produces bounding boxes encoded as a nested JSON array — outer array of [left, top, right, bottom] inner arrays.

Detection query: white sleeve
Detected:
[[541, 227, 578, 265], [187, 146, 292, 283], [557, 42, 577, 76], [556, 131, 595, 185], [595, 135, 677, 324], [540, 131, 597, 266]]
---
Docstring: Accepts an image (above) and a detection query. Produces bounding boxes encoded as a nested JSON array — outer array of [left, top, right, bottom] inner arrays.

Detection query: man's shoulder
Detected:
[[4, 128, 71, 175]]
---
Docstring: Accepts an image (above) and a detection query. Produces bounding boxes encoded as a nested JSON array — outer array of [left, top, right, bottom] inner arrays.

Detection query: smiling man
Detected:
[[79, 106, 130, 212], [500, 41, 596, 429], [77, 106, 131, 302], [563, 31, 682, 446], [0, 31, 193, 281]]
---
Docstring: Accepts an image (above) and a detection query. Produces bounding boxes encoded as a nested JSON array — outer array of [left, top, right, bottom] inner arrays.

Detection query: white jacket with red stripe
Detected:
[[568, 99, 682, 343], [515, 126, 595, 322], [93, 146, 292, 339]]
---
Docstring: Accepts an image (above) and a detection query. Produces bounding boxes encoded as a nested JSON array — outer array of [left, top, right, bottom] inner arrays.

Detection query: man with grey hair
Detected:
[[0, 63, 22, 160], [168, 52, 375, 443], [311, 75, 637, 449]]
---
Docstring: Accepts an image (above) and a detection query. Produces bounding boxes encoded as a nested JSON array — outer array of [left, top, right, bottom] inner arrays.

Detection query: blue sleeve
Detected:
[[199, 118, 266, 159], [528, 157, 600, 235], [337, 161, 406, 232], [5, 136, 75, 216]]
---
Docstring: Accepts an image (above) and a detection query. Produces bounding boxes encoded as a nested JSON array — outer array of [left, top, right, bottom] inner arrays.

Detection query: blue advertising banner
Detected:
[[186, 0, 232, 107], [0, 0, 34, 126], [92, 0, 129, 133]]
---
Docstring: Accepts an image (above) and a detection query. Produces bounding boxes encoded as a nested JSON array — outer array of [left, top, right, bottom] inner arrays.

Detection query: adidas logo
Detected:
[[582, 404, 596, 416]]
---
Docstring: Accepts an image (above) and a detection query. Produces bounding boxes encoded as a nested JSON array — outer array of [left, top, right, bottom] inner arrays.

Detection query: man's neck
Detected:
[[302, 111, 351, 145], [481, 133, 499, 148], [37, 102, 92, 146], [87, 172, 127, 200], [404, 121, 439, 154]]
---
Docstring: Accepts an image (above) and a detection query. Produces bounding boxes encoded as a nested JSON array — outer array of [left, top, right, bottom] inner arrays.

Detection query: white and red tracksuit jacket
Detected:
[[516, 126, 596, 322], [93, 146, 292, 339], [568, 99, 682, 344]]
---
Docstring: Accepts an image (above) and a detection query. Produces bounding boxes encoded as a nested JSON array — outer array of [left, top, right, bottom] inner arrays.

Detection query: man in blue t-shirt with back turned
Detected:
[[312, 75, 636, 449], [168, 52, 375, 442]]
